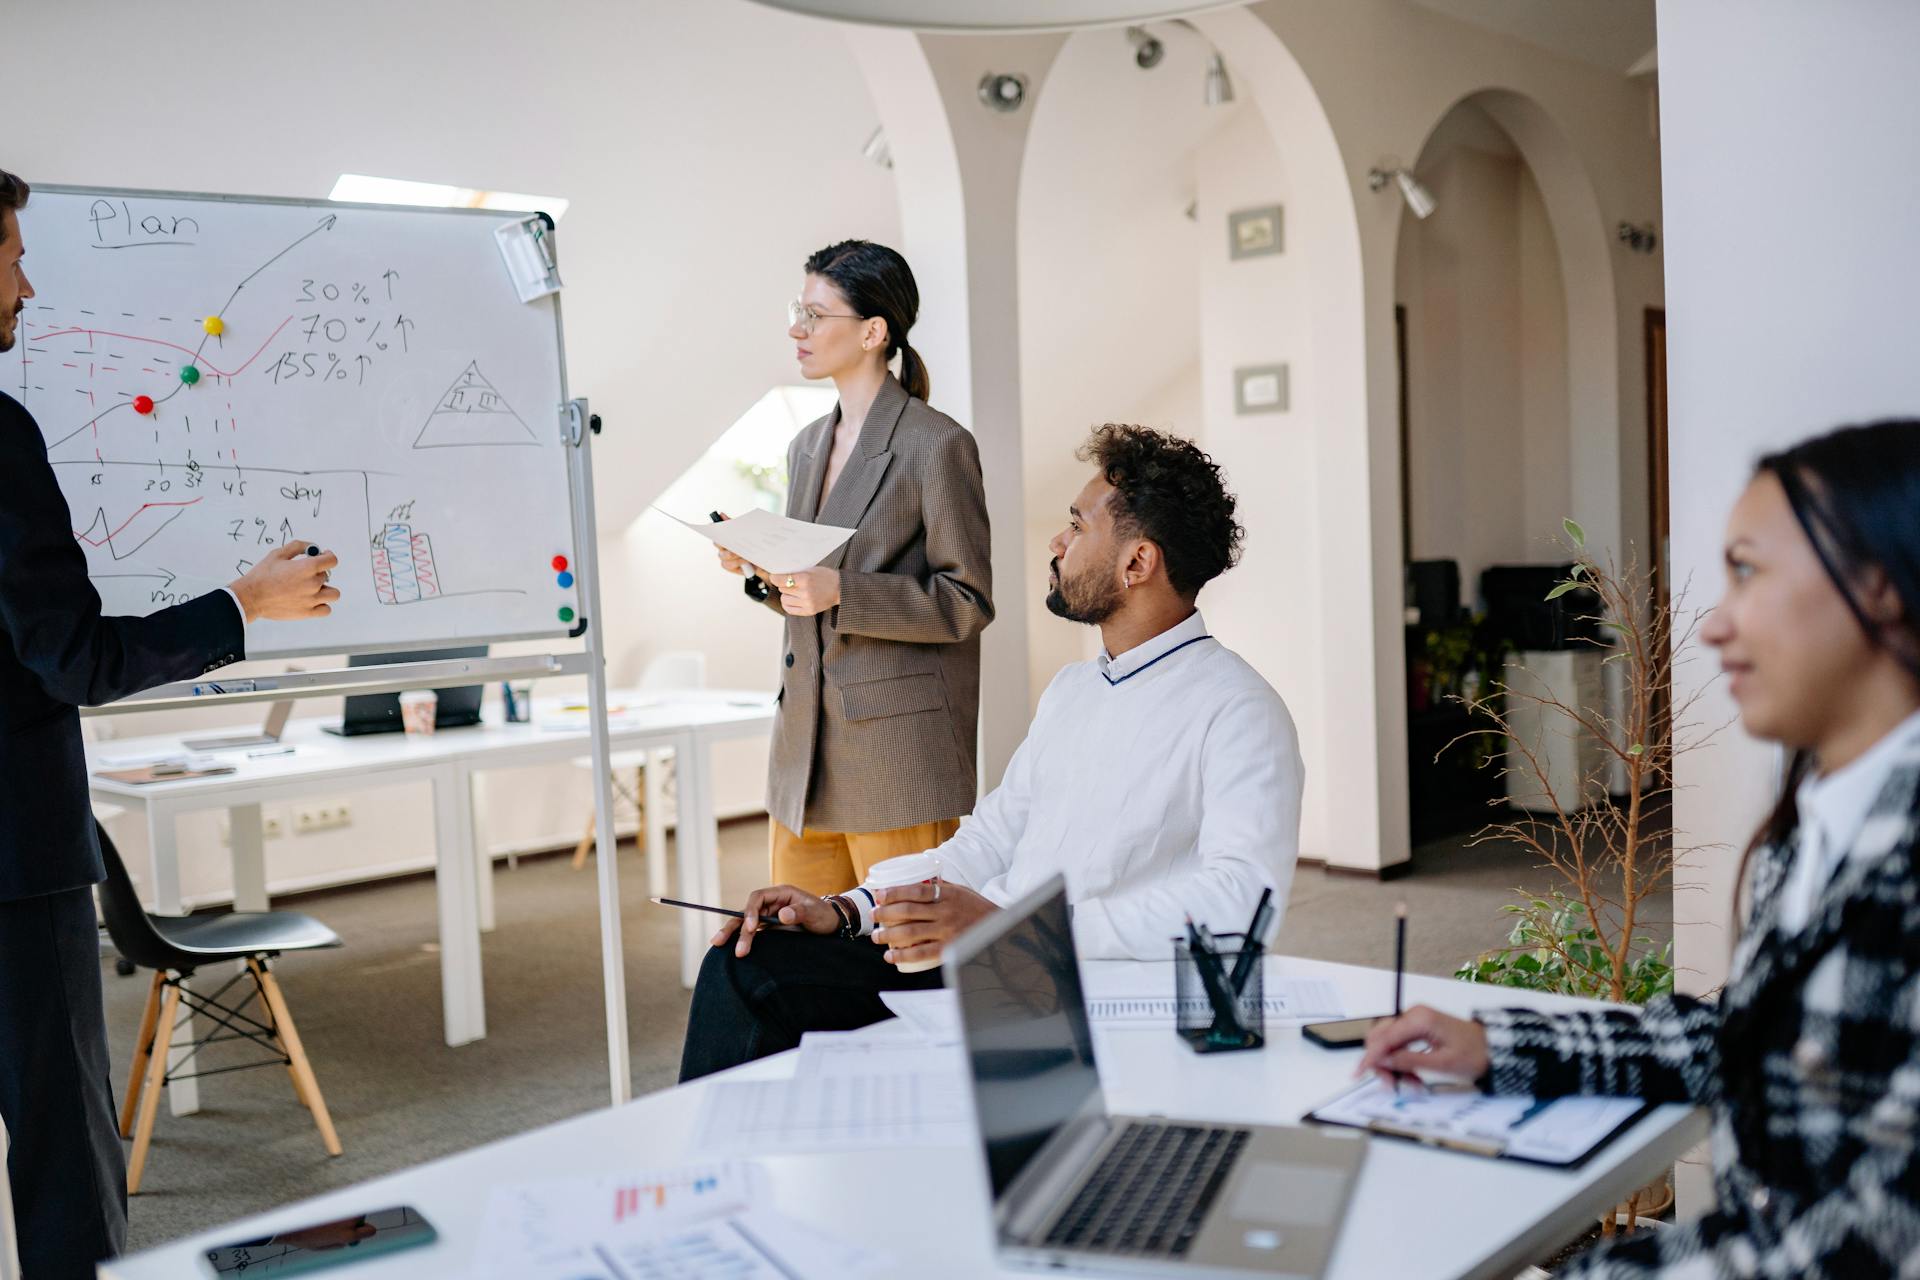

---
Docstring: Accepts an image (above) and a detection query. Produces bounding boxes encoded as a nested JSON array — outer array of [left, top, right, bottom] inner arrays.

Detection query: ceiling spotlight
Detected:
[[1126, 27, 1165, 69], [1617, 221, 1658, 254], [1368, 166, 1437, 220], [1203, 52, 1234, 106], [861, 125, 893, 170], [978, 72, 1028, 113]]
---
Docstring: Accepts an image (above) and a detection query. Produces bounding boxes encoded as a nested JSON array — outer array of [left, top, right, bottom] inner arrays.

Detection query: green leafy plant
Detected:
[[1455, 891, 1674, 1005], [1450, 518, 1717, 1005]]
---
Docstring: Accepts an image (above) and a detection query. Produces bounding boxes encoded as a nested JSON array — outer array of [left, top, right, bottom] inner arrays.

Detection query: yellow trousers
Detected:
[[769, 818, 961, 898]]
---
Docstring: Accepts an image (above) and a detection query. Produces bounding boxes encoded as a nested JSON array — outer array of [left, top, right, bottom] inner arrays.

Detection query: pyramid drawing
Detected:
[[413, 361, 536, 448]]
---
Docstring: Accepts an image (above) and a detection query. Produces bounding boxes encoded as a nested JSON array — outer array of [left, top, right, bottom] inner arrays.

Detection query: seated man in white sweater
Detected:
[[679, 424, 1303, 1080]]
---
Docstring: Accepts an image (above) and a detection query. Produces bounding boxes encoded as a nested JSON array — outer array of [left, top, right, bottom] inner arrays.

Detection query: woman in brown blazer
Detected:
[[717, 240, 993, 897]]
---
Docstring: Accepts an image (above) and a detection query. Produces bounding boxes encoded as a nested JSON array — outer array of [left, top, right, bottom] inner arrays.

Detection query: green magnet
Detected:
[[179, 365, 201, 385], [558, 606, 575, 623]]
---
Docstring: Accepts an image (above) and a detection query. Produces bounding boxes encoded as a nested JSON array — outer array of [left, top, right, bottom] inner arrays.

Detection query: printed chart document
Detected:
[[657, 507, 855, 575], [472, 1162, 890, 1279], [1307, 1078, 1648, 1167], [1088, 977, 1346, 1024], [878, 988, 961, 1042], [691, 1072, 973, 1155]]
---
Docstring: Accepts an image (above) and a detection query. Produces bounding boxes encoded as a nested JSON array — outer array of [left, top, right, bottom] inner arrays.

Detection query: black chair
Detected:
[[94, 822, 344, 1192]]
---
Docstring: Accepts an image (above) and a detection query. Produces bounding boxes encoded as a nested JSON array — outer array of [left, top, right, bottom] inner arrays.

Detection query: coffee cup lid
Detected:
[[864, 851, 941, 888]]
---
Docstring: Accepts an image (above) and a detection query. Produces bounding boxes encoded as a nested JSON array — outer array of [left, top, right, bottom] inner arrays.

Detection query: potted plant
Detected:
[[1450, 520, 1719, 1234]]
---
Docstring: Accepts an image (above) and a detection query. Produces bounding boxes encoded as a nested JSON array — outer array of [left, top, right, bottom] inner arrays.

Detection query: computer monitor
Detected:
[[328, 647, 488, 736], [947, 878, 1104, 1202]]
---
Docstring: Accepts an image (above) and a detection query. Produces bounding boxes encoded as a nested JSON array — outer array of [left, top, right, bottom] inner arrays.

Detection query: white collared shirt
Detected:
[[921, 610, 1303, 960], [1776, 709, 1920, 932]]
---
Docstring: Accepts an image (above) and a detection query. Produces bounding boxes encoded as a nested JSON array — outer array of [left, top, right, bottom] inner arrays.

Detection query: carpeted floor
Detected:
[[103, 814, 1671, 1252]]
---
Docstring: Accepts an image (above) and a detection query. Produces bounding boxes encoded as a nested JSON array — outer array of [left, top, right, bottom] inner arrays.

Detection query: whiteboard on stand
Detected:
[[12, 187, 580, 659]]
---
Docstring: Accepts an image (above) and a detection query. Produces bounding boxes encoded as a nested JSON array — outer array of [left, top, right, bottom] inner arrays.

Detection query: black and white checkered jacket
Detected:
[[1476, 740, 1920, 1277]]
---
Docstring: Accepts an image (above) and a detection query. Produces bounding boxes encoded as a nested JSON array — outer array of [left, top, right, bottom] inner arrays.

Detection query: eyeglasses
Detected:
[[788, 298, 863, 337]]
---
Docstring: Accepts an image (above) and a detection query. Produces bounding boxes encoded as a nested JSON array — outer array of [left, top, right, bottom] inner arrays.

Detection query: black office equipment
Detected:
[[326, 647, 488, 736]]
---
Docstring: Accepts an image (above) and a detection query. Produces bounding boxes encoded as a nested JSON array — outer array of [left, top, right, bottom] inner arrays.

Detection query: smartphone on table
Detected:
[[1301, 1015, 1387, 1049], [203, 1206, 436, 1275]]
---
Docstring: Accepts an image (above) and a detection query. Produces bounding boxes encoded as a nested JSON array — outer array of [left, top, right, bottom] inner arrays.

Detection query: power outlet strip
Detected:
[[294, 803, 353, 835]]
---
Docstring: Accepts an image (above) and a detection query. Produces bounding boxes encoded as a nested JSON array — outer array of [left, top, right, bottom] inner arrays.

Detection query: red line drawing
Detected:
[[73, 497, 203, 547]]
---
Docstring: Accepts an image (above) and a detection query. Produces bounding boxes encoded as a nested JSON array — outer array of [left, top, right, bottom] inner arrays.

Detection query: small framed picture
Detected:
[[1234, 364, 1289, 415], [1228, 205, 1284, 259]]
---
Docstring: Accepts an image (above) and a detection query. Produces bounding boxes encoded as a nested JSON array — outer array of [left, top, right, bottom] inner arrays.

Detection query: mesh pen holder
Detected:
[[1174, 933, 1265, 1053]]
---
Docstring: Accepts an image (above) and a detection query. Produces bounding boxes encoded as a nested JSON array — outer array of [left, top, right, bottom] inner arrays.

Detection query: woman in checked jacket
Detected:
[[1363, 419, 1920, 1277]]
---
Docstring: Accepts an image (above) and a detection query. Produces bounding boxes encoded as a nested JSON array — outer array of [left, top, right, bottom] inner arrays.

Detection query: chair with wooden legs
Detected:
[[92, 822, 344, 1193]]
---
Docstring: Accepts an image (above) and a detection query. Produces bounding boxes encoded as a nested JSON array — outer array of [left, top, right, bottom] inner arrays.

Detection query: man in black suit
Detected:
[[0, 169, 341, 1278]]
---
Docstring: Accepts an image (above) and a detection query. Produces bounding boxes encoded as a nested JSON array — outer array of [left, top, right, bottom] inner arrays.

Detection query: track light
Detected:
[[1126, 26, 1164, 69], [978, 72, 1028, 113], [1368, 166, 1437, 220], [861, 126, 892, 170], [1203, 52, 1234, 106]]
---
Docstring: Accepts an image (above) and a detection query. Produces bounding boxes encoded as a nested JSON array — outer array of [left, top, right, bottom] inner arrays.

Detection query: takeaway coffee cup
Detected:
[[863, 851, 945, 974], [398, 690, 438, 736]]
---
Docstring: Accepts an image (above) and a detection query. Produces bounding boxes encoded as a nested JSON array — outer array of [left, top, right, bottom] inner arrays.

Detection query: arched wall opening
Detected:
[[1392, 87, 1635, 847]]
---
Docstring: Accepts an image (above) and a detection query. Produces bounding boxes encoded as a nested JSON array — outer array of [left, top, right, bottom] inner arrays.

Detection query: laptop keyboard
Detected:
[[1042, 1122, 1252, 1257]]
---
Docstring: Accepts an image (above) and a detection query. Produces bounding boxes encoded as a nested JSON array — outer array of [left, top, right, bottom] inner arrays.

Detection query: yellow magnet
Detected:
[[203, 315, 225, 336]]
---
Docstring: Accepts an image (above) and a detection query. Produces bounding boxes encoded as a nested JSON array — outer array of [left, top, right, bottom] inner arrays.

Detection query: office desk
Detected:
[[87, 690, 776, 1114], [101, 956, 1707, 1280]]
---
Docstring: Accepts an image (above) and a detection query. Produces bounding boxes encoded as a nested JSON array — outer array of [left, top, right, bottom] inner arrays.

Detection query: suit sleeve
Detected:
[[1553, 977, 1920, 1278], [832, 426, 994, 645], [0, 406, 245, 707], [1476, 994, 1722, 1107]]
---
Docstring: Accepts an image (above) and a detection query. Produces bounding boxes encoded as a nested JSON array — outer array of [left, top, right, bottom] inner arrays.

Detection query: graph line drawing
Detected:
[[72, 500, 198, 560], [413, 361, 535, 448]]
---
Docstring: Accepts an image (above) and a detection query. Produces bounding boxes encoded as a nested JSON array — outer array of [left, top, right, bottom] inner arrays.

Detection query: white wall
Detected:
[[1659, 0, 1920, 995], [1016, 26, 1219, 704], [1396, 106, 1573, 603], [12, 0, 903, 902]]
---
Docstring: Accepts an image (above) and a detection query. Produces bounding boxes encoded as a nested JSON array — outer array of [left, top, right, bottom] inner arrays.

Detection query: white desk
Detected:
[[87, 690, 776, 1114], [100, 956, 1707, 1280]]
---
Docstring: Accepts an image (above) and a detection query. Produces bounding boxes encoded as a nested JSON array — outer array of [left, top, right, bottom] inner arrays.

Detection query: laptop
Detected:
[[946, 876, 1367, 1278], [324, 647, 487, 736], [182, 699, 294, 752]]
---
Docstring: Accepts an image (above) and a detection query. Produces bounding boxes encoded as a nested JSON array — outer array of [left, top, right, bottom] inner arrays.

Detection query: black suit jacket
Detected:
[[0, 390, 244, 902]]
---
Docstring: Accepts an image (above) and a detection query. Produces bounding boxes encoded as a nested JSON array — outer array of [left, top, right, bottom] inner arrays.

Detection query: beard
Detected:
[[1044, 555, 1124, 625], [0, 301, 18, 353]]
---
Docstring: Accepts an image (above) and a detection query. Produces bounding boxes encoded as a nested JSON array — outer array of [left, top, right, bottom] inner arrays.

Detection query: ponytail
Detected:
[[804, 239, 931, 403], [897, 340, 931, 402]]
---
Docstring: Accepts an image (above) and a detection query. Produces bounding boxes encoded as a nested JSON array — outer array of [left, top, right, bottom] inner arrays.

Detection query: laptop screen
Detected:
[[950, 881, 1101, 1199]]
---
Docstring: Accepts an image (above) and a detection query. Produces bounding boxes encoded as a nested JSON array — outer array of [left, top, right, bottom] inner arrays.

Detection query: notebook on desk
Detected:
[[1306, 1078, 1649, 1169]]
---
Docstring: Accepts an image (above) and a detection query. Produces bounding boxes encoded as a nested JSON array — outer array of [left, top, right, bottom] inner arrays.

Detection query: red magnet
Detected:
[[133, 395, 155, 415], [551, 554, 569, 572]]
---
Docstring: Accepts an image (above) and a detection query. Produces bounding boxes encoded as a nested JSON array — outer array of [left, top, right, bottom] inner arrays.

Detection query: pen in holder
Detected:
[[1174, 932, 1265, 1053]]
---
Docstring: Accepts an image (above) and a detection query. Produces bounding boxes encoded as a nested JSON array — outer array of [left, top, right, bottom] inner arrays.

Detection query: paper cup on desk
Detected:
[[398, 690, 438, 736], [864, 851, 944, 974]]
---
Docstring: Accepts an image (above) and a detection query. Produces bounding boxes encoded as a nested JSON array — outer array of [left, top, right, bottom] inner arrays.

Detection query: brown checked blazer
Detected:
[[761, 375, 994, 836]]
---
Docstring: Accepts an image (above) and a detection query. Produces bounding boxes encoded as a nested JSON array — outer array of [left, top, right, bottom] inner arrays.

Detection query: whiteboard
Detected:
[[11, 187, 580, 659]]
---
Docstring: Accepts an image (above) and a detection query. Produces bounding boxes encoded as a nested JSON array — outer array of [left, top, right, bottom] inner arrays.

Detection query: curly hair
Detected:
[[1078, 425, 1243, 597], [0, 168, 28, 246]]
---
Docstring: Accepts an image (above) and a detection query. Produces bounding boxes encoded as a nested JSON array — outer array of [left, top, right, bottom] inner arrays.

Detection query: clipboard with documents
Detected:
[[1304, 1078, 1650, 1168]]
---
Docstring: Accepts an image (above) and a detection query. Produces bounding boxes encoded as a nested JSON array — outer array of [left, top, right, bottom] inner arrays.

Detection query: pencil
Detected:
[[1393, 902, 1407, 1095]]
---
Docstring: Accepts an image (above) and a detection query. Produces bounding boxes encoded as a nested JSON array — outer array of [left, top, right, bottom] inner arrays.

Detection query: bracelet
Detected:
[[825, 894, 857, 940]]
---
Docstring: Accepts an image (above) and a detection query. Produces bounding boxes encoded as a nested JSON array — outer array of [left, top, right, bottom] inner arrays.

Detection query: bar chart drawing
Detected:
[[371, 522, 443, 605]]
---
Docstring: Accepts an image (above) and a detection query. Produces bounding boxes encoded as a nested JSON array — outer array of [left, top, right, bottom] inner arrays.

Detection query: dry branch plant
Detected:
[[1452, 519, 1720, 1005]]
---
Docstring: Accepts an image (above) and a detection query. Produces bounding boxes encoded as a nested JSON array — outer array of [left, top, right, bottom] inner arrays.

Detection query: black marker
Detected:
[[305, 545, 321, 556]]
